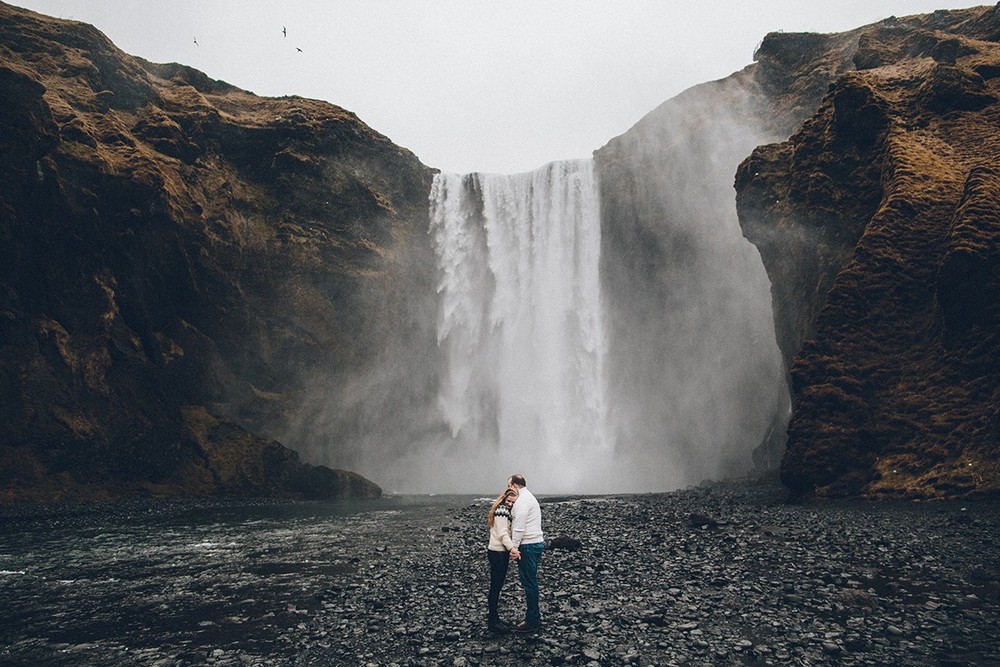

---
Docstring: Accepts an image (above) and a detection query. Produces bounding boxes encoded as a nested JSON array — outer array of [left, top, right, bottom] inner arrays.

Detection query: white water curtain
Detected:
[[429, 160, 610, 488]]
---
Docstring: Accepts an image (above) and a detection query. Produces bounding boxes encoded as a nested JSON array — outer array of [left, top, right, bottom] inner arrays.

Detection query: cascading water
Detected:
[[429, 160, 611, 492]]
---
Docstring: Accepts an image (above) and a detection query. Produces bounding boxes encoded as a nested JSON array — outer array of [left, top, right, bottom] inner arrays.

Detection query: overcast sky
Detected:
[[13, 1, 986, 174]]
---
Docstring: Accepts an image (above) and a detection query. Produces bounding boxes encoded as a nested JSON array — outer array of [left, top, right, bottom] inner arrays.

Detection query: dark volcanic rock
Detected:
[[0, 2, 434, 501], [548, 535, 583, 551], [596, 4, 1000, 500], [735, 6, 1000, 500], [689, 512, 719, 528], [178, 407, 381, 500]]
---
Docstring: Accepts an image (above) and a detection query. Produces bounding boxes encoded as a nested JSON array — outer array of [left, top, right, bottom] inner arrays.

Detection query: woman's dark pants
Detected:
[[487, 549, 510, 623]]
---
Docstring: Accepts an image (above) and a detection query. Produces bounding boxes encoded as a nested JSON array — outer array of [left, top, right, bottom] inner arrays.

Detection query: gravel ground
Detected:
[[1, 478, 998, 666]]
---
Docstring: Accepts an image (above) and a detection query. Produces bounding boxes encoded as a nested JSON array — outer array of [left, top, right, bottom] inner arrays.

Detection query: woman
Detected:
[[486, 488, 518, 632]]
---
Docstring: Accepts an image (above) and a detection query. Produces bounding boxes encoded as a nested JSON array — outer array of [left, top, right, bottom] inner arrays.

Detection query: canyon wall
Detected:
[[0, 2, 435, 501], [593, 28, 862, 481], [597, 4, 1000, 500], [736, 6, 1000, 499]]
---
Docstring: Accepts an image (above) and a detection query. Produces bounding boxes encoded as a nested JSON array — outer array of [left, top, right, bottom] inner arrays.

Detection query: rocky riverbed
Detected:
[[1, 478, 998, 666]]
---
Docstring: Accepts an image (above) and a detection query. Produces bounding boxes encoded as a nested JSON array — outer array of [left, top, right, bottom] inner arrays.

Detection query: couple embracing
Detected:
[[486, 473, 544, 634]]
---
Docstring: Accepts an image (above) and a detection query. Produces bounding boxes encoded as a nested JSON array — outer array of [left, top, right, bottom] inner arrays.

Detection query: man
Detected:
[[508, 473, 544, 632]]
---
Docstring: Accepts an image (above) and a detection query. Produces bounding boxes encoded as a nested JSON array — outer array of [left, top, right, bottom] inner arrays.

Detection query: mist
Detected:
[[596, 75, 792, 489]]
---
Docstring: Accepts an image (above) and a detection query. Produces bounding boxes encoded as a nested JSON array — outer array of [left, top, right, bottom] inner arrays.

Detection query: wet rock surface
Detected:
[[2, 479, 998, 666]]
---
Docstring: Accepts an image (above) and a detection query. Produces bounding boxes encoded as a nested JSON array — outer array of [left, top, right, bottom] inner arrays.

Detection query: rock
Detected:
[[689, 513, 719, 528], [549, 536, 583, 551], [12, 471, 993, 667]]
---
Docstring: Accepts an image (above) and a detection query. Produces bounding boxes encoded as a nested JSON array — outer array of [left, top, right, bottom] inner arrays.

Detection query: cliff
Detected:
[[593, 28, 861, 480], [0, 2, 436, 502], [735, 6, 1000, 499], [596, 4, 1000, 500]]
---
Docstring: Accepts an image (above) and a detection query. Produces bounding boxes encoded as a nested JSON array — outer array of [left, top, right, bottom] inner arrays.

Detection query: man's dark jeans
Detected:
[[517, 541, 545, 626]]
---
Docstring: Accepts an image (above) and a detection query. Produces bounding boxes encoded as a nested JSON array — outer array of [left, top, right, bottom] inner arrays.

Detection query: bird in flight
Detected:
[[296, 47, 303, 52], [193, 37, 198, 46], [282, 26, 287, 37]]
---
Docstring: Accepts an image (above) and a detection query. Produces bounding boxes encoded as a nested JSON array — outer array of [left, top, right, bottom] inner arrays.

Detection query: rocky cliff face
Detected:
[[596, 4, 1000, 500], [0, 2, 436, 502], [593, 28, 862, 480], [736, 6, 1000, 499]]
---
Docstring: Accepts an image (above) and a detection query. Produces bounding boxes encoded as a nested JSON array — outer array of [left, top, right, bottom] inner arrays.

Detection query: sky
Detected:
[[12, 1, 987, 174]]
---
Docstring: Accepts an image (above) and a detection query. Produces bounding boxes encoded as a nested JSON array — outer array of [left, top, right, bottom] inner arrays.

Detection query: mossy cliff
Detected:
[[735, 6, 1000, 499], [0, 2, 436, 501], [596, 5, 1000, 500]]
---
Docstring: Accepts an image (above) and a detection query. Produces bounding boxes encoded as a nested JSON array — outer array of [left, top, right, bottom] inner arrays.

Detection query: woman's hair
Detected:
[[487, 489, 518, 527]]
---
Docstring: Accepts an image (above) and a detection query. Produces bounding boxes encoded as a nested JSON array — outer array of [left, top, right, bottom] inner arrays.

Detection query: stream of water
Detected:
[[429, 160, 611, 492]]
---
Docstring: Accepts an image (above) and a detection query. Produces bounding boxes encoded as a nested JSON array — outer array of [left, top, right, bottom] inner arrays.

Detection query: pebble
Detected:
[[822, 641, 842, 654]]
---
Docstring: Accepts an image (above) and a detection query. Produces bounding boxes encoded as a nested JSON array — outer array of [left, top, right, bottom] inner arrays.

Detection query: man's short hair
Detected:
[[509, 473, 526, 488]]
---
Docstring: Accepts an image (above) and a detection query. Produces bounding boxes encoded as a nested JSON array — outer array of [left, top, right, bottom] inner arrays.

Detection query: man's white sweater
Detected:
[[511, 487, 544, 548]]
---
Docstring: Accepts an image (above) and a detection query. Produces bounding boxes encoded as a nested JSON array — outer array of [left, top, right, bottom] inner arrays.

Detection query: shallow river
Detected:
[[0, 495, 472, 665]]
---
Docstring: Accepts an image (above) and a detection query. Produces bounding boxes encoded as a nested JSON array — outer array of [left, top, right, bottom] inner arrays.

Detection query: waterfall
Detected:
[[429, 160, 610, 490]]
